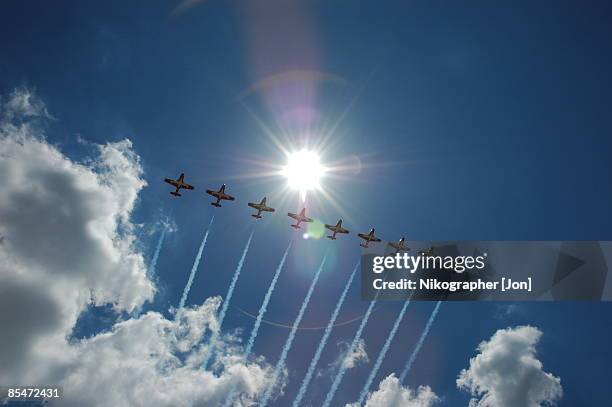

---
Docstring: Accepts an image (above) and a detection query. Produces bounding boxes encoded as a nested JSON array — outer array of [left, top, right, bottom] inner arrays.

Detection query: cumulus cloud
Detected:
[[457, 326, 562, 407], [0, 89, 275, 406], [346, 374, 439, 407], [0, 97, 153, 316], [61, 300, 272, 407]]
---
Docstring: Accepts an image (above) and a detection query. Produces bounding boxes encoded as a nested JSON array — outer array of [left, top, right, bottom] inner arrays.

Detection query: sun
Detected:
[[282, 149, 326, 201]]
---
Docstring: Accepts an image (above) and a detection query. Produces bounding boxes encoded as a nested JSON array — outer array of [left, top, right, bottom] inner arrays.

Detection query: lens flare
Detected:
[[282, 149, 325, 201], [306, 219, 325, 239]]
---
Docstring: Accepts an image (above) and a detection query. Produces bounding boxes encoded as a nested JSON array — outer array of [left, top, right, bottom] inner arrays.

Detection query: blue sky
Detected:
[[2, 1, 612, 406]]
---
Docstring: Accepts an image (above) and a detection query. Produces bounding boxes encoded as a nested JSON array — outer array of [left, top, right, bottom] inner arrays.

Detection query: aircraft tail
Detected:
[[291, 224, 301, 230], [170, 191, 181, 197], [327, 235, 336, 240], [360, 243, 368, 248], [211, 202, 222, 208], [252, 214, 262, 219]]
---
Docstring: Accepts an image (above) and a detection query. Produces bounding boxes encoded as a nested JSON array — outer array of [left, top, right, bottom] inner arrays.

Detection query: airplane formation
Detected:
[[164, 172, 433, 253]]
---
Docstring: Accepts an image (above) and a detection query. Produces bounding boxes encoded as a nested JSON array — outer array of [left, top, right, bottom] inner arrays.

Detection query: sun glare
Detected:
[[282, 150, 325, 201]]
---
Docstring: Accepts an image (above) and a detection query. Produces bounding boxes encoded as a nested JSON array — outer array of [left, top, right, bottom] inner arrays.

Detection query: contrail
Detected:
[[178, 216, 214, 309], [292, 261, 360, 407], [149, 227, 167, 279], [222, 241, 292, 407], [321, 296, 379, 407], [244, 240, 292, 358], [259, 256, 327, 407], [133, 227, 167, 317], [357, 296, 412, 405], [399, 300, 442, 383], [201, 230, 254, 369]]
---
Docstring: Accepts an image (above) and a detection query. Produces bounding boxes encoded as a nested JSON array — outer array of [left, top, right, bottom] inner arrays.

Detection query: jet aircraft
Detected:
[[164, 173, 195, 197], [205, 184, 235, 207], [248, 197, 275, 219], [388, 237, 410, 253], [358, 228, 382, 248], [287, 208, 313, 229], [325, 219, 350, 240]]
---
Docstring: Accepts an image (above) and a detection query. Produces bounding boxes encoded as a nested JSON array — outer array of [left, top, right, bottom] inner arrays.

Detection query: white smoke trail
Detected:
[[357, 296, 412, 405], [178, 216, 214, 309], [149, 227, 167, 279], [399, 300, 442, 383], [259, 256, 327, 407], [132, 227, 168, 317], [244, 240, 292, 358], [321, 297, 378, 407], [292, 261, 360, 407], [201, 230, 254, 369], [222, 240, 292, 407]]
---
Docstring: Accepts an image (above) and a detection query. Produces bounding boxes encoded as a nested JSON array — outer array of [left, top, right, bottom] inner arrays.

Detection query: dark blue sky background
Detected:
[[2, 1, 612, 405]]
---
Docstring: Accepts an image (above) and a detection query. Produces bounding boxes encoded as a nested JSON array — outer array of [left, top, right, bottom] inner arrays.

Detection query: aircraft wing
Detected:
[[206, 189, 220, 198], [328, 225, 349, 233], [389, 242, 402, 250], [248, 202, 260, 209], [262, 206, 275, 212], [164, 178, 179, 186], [304, 216, 313, 223], [183, 183, 194, 190], [288, 212, 298, 220], [358, 232, 380, 241], [221, 194, 235, 201]]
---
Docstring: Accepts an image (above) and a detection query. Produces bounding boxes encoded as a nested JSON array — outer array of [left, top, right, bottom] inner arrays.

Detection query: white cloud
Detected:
[[341, 338, 369, 370], [346, 374, 439, 407], [494, 303, 521, 319], [60, 300, 272, 407], [0, 90, 276, 406], [457, 326, 562, 407], [0, 107, 153, 315], [318, 338, 369, 383], [1, 88, 52, 121]]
